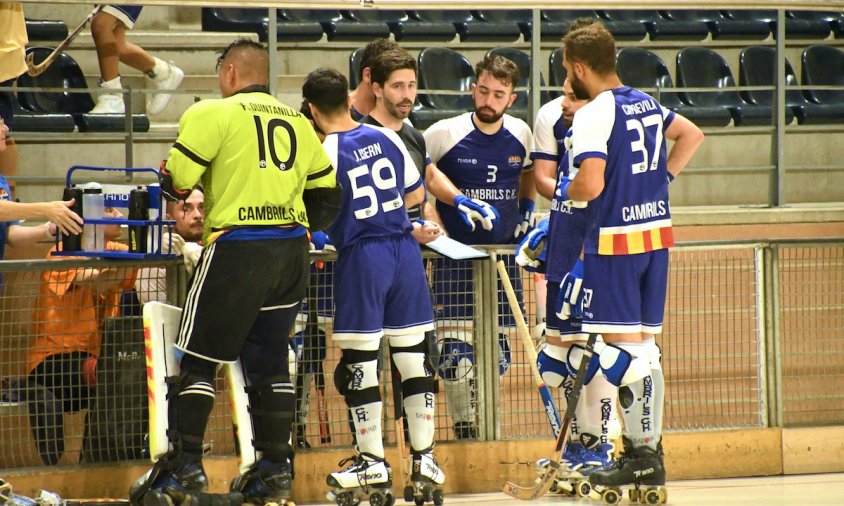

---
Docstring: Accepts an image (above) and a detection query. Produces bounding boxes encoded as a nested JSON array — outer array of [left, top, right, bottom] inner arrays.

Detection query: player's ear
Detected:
[[362, 66, 371, 84], [372, 80, 383, 99]]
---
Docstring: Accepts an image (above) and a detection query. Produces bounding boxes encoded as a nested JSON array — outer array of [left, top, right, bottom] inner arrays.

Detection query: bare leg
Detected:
[[91, 12, 121, 81], [114, 28, 155, 74]]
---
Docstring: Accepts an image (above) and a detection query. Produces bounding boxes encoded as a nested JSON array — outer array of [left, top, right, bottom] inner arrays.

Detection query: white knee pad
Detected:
[[537, 343, 569, 388], [593, 341, 651, 387], [644, 338, 662, 371]]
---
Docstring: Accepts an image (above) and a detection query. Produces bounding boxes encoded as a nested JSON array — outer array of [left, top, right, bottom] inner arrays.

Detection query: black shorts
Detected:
[[176, 236, 309, 363]]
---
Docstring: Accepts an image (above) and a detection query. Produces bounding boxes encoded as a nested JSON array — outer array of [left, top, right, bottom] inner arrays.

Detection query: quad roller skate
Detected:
[[589, 437, 668, 505], [231, 458, 296, 506], [537, 441, 615, 498], [128, 452, 209, 506], [402, 448, 445, 505], [326, 452, 395, 506]]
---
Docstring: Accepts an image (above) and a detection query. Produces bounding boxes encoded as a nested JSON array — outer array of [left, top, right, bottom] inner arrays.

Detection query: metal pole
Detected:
[[772, 9, 786, 207], [268, 8, 278, 96], [124, 85, 134, 168], [529, 9, 542, 127]]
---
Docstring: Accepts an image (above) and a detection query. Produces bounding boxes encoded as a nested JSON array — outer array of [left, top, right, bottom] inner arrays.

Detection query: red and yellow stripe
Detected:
[[598, 225, 674, 255]]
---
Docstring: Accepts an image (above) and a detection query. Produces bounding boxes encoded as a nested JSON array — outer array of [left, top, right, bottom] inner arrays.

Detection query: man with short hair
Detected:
[[349, 38, 400, 120], [303, 67, 444, 502], [560, 22, 703, 500], [129, 39, 338, 506], [423, 55, 535, 439]]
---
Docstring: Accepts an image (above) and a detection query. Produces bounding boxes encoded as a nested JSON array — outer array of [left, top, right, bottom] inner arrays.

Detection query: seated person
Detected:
[[26, 207, 136, 465]]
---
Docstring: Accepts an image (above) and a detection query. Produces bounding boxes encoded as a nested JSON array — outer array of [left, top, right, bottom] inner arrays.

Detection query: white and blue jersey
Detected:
[[571, 87, 676, 256], [322, 124, 433, 340], [424, 112, 532, 245], [323, 124, 422, 251], [531, 97, 567, 167], [102, 5, 143, 28]]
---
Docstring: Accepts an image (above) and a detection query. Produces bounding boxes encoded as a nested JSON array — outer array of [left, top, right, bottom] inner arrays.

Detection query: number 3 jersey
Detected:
[[424, 112, 532, 245], [571, 86, 676, 256], [322, 123, 423, 251]]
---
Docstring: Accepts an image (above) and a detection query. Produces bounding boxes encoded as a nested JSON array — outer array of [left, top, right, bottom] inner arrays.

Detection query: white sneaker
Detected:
[[90, 92, 124, 114], [147, 59, 184, 115], [90, 77, 125, 114]]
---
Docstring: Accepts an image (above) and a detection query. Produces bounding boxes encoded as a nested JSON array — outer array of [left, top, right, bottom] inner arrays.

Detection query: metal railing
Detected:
[[0, 239, 841, 469]]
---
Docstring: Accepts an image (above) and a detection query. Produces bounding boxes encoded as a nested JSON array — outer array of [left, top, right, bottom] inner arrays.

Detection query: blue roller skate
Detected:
[[230, 458, 295, 506], [129, 452, 209, 506]]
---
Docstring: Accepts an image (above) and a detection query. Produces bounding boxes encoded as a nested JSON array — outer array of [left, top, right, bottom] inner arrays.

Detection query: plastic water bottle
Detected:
[[82, 183, 104, 251]]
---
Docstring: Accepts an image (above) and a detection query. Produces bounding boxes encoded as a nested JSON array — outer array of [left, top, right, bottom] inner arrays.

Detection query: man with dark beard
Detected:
[[423, 55, 535, 440]]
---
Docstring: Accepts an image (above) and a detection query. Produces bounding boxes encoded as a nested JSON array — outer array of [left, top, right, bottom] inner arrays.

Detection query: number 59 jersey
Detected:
[[322, 124, 423, 251], [571, 87, 676, 256]]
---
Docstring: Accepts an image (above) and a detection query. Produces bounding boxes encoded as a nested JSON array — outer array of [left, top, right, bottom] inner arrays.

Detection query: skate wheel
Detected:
[[414, 498, 424, 506], [602, 488, 622, 505], [385, 492, 396, 506], [432, 489, 444, 506], [403, 485, 415, 503], [335, 491, 355, 506], [369, 491, 386, 506], [575, 480, 592, 498], [628, 488, 641, 503], [144, 490, 174, 506], [643, 488, 664, 505]]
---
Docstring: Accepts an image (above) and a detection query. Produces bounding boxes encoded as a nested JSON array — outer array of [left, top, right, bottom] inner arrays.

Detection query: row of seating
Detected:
[[25, 18, 68, 41], [395, 44, 844, 128], [7, 47, 149, 133], [202, 8, 844, 42]]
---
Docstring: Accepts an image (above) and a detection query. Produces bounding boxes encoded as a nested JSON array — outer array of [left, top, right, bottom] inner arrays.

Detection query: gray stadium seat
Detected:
[[801, 45, 844, 106], [413, 48, 475, 129]]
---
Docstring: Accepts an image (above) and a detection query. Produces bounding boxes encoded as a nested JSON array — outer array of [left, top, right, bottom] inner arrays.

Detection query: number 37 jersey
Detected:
[[322, 124, 423, 251], [571, 86, 676, 256]]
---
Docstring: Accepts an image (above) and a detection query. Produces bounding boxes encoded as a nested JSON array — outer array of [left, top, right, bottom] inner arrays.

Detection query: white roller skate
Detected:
[[403, 448, 445, 505], [326, 452, 395, 506]]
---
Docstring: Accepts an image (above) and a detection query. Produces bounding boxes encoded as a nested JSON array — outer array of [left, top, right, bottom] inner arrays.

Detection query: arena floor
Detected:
[[301, 473, 844, 505]]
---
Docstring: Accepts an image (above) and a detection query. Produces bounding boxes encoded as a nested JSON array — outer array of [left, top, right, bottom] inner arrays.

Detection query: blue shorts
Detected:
[[102, 5, 143, 28], [332, 235, 434, 340], [544, 280, 586, 340], [581, 249, 669, 334], [432, 255, 522, 328]]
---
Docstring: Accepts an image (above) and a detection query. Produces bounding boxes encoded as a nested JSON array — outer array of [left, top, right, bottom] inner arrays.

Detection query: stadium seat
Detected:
[[788, 10, 844, 38], [201, 8, 267, 36], [660, 10, 770, 40], [24, 19, 68, 41], [414, 11, 520, 42], [616, 47, 733, 127], [595, 10, 650, 41], [280, 10, 364, 42], [541, 10, 603, 41], [472, 10, 532, 41], [675, 46, 773, 126], [414, 48, 475, 129], [371, 10, 456, 42], [721, 10, 831, 39], [739, 46, 840, 125], [0, 82, 75, 133], [270, 10, 326, 42], [16, 47, 149, 133], [603, 9, 709, 40], [548, 48, 566, 99], [348, 48, 364, 89], [801, 45, 844, 108], [485, 47, 548, 120], [337, 10, 410, 41]]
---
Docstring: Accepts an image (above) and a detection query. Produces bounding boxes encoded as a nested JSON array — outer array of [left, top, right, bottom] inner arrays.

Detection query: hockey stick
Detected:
[[25, 5, 104, 77], [308, 268, 332, 444], [495, 260, 562, 437], [390, 351, 410, 492], [497, 260, 598, 500]]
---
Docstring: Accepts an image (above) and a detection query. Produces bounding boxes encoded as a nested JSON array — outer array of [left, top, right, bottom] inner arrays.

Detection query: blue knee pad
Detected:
[[536, 347, 568, 388], [565, 344, 601, 385], [437, 338, 474, 381]]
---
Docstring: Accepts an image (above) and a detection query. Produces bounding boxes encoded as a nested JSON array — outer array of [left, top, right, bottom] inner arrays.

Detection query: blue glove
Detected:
[[515, 217, 549, 272], [555, 175, 588, 209], [453, 195, 499, 232], [555, 258, 584, 321], [513, 199, 535, 239], [309, 230, 334, 251]]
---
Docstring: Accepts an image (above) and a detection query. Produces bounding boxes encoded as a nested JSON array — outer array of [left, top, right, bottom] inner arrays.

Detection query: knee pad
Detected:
[[565, 344, 601, 385], [645, 339, 662, 371], [536, 344, 568, 388], [391, 338, 433, 398], [437, 338, 474, 382], [333, 348, 380, 408], [593, 342, 651, 387], [498, 334, 511, 377]]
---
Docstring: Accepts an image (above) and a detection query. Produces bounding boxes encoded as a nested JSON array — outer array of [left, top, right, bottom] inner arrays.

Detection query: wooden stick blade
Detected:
[[501, 462, 559, 500]]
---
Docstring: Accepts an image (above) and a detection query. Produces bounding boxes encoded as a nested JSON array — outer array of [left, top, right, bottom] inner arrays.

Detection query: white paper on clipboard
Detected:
[[424, 235, 489, 260]]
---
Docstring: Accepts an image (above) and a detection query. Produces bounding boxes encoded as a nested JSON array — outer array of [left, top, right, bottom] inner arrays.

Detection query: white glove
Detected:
[[182, 242, 203, 277], [154, 231, 185, 256], [453, 195, 499, 232]]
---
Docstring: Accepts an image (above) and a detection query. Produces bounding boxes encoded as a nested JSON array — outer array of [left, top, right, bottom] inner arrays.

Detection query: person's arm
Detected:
[[6, 222, 55, 247], [404, 184, 426, 209], [0, 200, 83, 235], [564, 158, 606, 202], [73, 266, 133, 294], [664, 113, 704, 180], [533, 159, 558, 200], [424, 162, 461, 204], [519, 167, 537, 202]]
